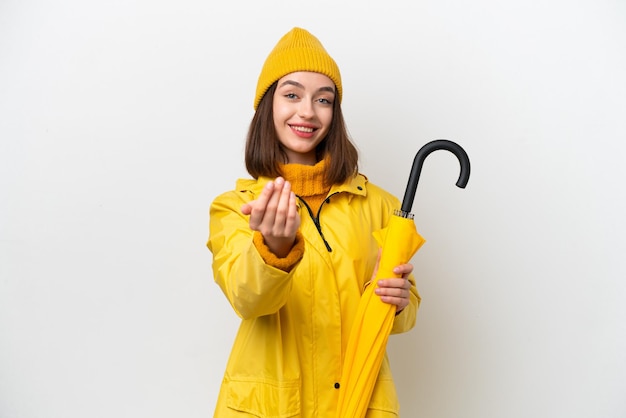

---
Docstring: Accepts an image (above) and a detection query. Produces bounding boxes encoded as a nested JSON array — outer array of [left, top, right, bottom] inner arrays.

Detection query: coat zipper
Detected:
[[297, 193, 338, 253]]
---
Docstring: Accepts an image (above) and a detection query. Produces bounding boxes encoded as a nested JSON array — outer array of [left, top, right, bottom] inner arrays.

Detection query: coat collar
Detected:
[[235, 173, 368, 198]]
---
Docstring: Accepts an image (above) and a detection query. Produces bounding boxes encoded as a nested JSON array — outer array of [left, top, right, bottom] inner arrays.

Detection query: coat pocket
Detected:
[[226, 377, 301, 418], [366, 377, 400, 416]]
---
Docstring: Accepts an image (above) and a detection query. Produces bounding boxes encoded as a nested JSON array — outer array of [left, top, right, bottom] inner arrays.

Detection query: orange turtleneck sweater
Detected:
[[252, 159, 331, 272], [281, 159, 331, 215]]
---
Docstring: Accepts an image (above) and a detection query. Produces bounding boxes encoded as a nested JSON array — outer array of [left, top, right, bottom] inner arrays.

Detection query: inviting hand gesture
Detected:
[[241, 177, 301, 257]]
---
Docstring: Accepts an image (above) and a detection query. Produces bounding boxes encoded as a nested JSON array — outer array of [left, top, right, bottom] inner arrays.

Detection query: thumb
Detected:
[[370, 248, 382, 282], [241, 203, 252, 215]]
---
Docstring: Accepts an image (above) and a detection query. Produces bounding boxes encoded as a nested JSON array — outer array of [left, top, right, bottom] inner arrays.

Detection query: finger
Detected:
[[377, 277, 410, 290], [369, 248, 382, 282], [392, 263, 413, 276], [248, 181, 274, 228], [241, 203, 252, 215], [272, 180, 293, 234], [375, 293, 409, 310], [376, 281, 410, 296], [263, 177, 286, 220], [284, 191, 301, 235]]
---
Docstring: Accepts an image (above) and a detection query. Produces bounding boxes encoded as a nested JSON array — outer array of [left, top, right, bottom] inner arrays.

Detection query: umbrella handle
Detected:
[[400, 139, 471, 214]]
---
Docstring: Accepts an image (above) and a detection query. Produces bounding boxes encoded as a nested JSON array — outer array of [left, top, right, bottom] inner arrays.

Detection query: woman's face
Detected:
[[273, 71, 335, 165]]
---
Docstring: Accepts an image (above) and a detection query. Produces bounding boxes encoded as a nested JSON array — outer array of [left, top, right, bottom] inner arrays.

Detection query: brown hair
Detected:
[[245, 82, 359, 185]]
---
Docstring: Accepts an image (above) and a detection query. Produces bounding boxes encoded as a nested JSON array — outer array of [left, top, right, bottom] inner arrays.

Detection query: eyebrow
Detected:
[[278, 80, 335, 95]]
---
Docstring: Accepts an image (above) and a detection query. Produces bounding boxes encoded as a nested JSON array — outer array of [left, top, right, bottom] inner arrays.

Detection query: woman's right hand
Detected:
[[241, 177, 300, 257]]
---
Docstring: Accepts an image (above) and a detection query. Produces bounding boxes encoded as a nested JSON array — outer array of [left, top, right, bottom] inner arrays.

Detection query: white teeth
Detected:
[[292, 126, 314, 133]]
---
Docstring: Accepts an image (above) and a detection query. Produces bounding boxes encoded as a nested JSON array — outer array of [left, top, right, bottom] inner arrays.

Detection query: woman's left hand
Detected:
[[373, 254, 414, 313]]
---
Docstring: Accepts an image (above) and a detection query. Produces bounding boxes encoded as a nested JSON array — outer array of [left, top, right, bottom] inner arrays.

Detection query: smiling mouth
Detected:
[[290, 125, 315, 133]]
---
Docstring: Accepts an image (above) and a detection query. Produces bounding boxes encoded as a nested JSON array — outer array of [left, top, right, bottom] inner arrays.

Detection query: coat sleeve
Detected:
[[207, 192, 298, 320]]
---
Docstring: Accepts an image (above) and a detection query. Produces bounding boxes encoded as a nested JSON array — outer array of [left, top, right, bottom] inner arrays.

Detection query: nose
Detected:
[[297, 100, 314, 119]]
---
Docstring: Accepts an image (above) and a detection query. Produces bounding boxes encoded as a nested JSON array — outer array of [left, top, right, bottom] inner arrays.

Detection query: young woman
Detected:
[[207, 27, 420, 417]]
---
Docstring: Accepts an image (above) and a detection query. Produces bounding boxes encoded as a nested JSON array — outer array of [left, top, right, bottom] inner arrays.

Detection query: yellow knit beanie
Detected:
[[254, 27, 342, 110]]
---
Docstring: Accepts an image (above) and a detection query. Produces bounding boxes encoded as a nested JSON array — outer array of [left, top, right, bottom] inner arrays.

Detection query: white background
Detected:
[[1, 0, 625, 417]]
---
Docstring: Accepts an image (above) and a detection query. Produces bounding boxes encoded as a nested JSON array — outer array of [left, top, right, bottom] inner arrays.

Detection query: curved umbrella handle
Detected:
[[401, 139, 471, 214]]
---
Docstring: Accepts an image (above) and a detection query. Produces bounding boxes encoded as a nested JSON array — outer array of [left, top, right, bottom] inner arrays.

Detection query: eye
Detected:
[[285, 93, 298, 100], [317, 97, 333, 105]]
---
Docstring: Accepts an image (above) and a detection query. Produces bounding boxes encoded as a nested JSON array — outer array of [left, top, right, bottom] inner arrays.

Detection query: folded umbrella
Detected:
[[336, 139, 471, 418]]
